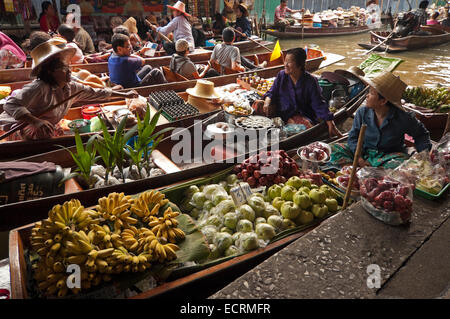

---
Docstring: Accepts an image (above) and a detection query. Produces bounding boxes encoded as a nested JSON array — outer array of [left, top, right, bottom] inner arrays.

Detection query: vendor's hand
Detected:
[[358, 157, 369, 168], [327, 120, 343, 138], [33, 119, 54, 135], [125, 90, 139, 99]]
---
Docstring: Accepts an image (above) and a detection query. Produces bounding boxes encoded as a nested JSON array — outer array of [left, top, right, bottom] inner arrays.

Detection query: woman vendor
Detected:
[[252, 47, 342, 138], [330, 71, 432, 169], [0, 41, 137, 141]]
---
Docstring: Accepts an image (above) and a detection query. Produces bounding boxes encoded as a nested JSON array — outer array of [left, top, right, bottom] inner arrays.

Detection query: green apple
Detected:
[[320, 185, 338, 199], [293, 191, 312, 210], [325, 198, 339, 212], [294, 210, 314, 225], [300, 178, 311, 188], [282, 218, 297, 229], [286, 176, 303, 189], [272, 197, 285, 211], [267, 215, 284, 230], [280, 201, 301, 220], [310, 184, 319, 190], [298, 186, 311, 194], [281, 185, 296, 201], [309, 189, 326, 204], [311, 204, 329, 218], [267, 184, 282, 200]]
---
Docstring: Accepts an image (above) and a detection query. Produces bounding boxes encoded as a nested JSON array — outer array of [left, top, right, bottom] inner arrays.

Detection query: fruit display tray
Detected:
[[413, 182, 449, 201], [320, 167, 359, 199]]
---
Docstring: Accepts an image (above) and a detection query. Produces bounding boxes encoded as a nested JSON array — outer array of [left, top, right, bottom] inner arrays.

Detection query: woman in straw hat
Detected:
[[147, 1, 195, 56], [234, 3, 252, 41], [0, 41, 138, 141], [329, 71, 432, 169]]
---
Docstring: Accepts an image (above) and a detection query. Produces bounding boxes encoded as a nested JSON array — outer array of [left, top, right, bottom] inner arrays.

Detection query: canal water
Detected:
[[262, 33, 450, 88]]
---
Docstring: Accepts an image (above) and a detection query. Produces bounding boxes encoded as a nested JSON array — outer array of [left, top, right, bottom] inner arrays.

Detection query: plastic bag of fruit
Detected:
[[431, 133, 450, 179], [357, 167, 413, 225]]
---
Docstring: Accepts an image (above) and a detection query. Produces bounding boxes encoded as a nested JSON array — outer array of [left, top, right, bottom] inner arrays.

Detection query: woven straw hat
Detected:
[[30, 41, 76, 77], [186, 80, 220, 99], [335, 66, 365, 82], [238, 3, 249, 17], [362, 71, 407, 110], [167, 1, 191, 17]]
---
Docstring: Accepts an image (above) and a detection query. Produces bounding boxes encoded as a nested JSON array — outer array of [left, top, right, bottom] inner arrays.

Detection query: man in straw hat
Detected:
[[148, 1, 195, 56], [234, 3, 252, 41], [0, 41, 138, 140], [329, 71, 432, 169]]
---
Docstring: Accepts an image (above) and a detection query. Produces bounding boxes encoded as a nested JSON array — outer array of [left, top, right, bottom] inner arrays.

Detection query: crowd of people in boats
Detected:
[[0, 0, 445, 172]]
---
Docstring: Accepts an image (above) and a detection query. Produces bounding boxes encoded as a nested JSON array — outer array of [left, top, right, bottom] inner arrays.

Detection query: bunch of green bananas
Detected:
[[402, 86, 450, 112], [30, 191, 185, 298]]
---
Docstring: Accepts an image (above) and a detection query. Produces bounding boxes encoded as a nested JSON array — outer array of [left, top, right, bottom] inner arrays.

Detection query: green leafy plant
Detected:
[[93, 134, 115, 185], [98, 115, 137, 183], [58, 132, 97, 188]]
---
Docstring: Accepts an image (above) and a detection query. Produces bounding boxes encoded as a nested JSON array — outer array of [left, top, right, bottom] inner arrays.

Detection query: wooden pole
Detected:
[[145, 20, 173, 43], [231, 27, 273, 52], [342, 124, 367, 210], [301, 0, 305, 40]]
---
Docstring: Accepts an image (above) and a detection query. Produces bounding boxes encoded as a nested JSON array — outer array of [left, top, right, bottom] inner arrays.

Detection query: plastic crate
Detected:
[[413, 182, 449, 200]]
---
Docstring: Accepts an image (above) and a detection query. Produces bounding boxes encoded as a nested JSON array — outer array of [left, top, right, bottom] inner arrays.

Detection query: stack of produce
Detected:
[[180, 173, 341, 261], [29, 190, 185, 297], [233, 150, 322, 188], [402, 87, 450, 112]]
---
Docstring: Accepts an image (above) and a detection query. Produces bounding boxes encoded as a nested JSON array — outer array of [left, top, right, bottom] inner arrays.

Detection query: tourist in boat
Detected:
[[274, 0, 304, 31], [148, 1, 195, 56], [123, 17, 144, 51], [210, 28, 266, 74], [329, 72, 432, 169], [108, 33, 167, 89], [0, 32, 26, 69], [234, 3, 252, 41], [39, 1, 60, 34], [252, 47, 342, 138], [170, 39, 219, 80], [413, 1, 429, 26], [57, 24, 85, 65], [427, 11, 440, 25], [0, 41, 138, 141], [65, 13, 96, 54]]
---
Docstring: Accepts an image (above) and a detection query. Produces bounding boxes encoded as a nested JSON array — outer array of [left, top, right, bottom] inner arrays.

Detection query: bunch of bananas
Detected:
[[30, 190, 184, 298], [149, 207, 185, 244], [403, 86, 450, 112]]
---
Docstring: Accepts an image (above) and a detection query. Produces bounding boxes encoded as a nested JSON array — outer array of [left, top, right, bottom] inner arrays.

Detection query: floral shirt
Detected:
[[274, 5, 292, 22], [0, 49, 24, 69]]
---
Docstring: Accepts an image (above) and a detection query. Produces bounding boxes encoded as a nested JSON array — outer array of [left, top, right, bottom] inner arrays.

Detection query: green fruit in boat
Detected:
[[293, 191, 312, 210], [300, 178, 311, 188], [272, 197, 285, 211], [220, 227, 234, 235], [310, 184, 319, 190], [311, 204, 328, 218], [286, 176, 302, 189], [208, 244, 222, 259], [236, 219, 254, 233], [255, 223, 276, 241], [238, 204, 256, 222], [281, 185, 296, 201], [325, 198, 339, 213], [267, 184, 282, 200], [190, 208, 201, 219], [280, 201, 301, 220], [282, 218, 297, 229], [223, 212, 239, 230], [299, 186, 311, 194], [225, 245, 239, 257], [267, 215, 284, 230], [309, 189, 326, 204], [320, 185, 337, 199], [255, 217, 267, 225], [294, 210, 314, 225], [263, 203, 281, 219]]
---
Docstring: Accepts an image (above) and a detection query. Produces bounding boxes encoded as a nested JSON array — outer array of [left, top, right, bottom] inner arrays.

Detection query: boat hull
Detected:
[[262, 25, 369, 39]]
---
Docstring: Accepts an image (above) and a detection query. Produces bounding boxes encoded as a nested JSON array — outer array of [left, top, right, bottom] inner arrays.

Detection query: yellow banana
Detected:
[[67, 255, 87, 264]]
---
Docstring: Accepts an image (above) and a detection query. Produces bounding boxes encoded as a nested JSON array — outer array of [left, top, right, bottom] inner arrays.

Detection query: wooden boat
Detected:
[[0, 37, 272, 84], [8, 146, 349, 299], [0, 86, 367, 231], [261, 25, 369, 39], [0, 50, 341, 160], [358, 27, 450, 53], [402, 103, 448, 141]]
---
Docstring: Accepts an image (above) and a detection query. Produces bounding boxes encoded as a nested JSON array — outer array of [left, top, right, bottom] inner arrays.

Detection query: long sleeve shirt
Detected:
[[0, 80, 112, 128], [347, 106, 432, 154], [156, 15, 195, 52], [264, 70, 334, 123], [235, 17, 252, 38]]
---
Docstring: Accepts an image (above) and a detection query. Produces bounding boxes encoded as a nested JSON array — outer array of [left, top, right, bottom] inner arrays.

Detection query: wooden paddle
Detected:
[[145, 20, 173, 44], [0, 90, 84, 141], [230, 27, 273, 53], [301, 0, 305, 40], [342, 124, 367, 210], [363, 18, 398, 55]]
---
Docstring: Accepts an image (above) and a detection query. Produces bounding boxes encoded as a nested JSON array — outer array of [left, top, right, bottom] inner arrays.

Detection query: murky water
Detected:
[[262, 33, 450, 88]]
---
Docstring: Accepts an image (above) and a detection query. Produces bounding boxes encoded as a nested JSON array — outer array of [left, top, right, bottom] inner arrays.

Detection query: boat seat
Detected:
[[162, 66, 189, 82], [209, 60, 237, 75]]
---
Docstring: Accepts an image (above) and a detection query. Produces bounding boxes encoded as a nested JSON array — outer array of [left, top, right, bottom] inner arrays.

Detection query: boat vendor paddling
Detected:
[[0, 41, 138, 141], [274, 0, 304, 31], [252, 48, 342, 138], [329, 71, 432, 169], [147, 1, 195, 56], [234, 3, 252, 41]]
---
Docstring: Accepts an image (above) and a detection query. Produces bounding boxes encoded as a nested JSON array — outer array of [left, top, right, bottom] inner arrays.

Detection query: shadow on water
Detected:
[[261, 33, 450, 87]]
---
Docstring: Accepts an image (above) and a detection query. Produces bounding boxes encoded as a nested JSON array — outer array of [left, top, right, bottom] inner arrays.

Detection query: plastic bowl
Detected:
[[68, 119, 91, 133]]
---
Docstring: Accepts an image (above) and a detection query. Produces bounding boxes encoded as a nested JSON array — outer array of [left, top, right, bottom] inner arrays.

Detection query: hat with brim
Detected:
[[186, 79, 220, 99], [362, 71, 407, 110], [238, 4, 249, 17], [31, 41, 76, 77], [320, 71, 350, 86], [335, 66, 365, 82], [167, 1, 191, 17]]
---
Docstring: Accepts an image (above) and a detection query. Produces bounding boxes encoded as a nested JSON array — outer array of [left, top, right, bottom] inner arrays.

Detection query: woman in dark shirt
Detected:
[[234, 4, 252, 41], [330, 71, 432, 169]]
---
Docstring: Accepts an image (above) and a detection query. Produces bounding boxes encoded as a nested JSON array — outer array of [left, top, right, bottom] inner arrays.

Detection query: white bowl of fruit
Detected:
[[297, 141, 331, 164]]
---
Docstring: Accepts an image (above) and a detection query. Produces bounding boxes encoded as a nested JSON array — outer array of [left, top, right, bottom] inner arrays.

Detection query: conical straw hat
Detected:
[[362, 71, 407, 110], [167, 1, 191, 17], [30, 41, 76, 77]]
